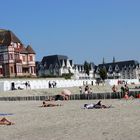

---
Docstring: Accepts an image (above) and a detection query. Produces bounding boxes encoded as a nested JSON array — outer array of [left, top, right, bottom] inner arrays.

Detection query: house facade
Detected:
[[0, 29, 36, 77], [37, 55, 74, 77], [37, 55, 95, 79], [73, 63, 95, 79], [95, 60, 140, 80]]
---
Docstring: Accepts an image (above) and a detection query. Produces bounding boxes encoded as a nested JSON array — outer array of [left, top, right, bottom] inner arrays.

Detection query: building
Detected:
[[73, 63, 95, 79], [95, 60, 140, 79], [38, 55, 74, 77], [0, 29, 36, 77], [37, 54, 95, 79]]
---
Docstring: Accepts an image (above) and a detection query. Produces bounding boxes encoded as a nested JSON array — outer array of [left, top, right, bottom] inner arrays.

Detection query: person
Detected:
[[45, 93, 68, 102], [44, 89, 71, 102], [40, 101, 62, 107], [52, 81, 57, 88], [121, 86, 125, 94], [60, 89, 72, 100], [27, 81, 31, 89], [124, 92, 129, 100], [48, 81, 52, 88], [124, 84, 129, 94], [123, 84, 130, 99], [79, 86, 83, 94], [84, 103, 95, 109], [84, 85, 89, 94], [0, 117, 14, 125], [112, 85, 117, 93], [25, 82, 28, 89], [54, 94, 67, 101], [88, 88, 93, 94], [84, 100, 111, 109]]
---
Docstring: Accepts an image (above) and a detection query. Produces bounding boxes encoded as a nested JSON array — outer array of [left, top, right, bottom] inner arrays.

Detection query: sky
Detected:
[[1, 0, 140, 65]]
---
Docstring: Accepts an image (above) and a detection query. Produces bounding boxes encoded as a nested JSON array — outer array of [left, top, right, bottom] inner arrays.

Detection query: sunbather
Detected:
[[84, 100, 111, 109], [0, 117, 14, 125], [40, 101, 62, 107], [43, 89, 71, 103]]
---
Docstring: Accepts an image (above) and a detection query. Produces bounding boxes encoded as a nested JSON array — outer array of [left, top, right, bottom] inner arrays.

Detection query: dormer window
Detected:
[[108, 65, 112, 72], [55, 63, 59, 68], [96, 67, 100, 73], [49, 64, 53, 69], [124, 65, 127, 70], [115, 64, 119, 72]]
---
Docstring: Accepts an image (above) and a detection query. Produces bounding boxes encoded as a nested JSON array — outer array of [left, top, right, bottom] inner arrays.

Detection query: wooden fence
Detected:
[[0, 90, 140, 101]]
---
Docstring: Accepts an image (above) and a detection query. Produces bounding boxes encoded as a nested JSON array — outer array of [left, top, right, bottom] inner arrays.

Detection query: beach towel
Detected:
[[0, 113, 14, 116]]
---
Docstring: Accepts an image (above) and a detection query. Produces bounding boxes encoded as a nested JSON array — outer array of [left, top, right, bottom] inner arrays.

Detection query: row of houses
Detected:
[[0, 29, 140, 80], [37, 55, 140, 80]]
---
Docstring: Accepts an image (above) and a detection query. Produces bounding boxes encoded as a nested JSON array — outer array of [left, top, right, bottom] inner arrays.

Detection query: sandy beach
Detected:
[[0, 83, 139, 97], [0, 99, 140, 140]]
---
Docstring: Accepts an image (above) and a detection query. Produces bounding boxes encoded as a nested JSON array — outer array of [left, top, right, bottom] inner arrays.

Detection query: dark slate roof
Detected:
[[0, 29, 22, 46], [41, 55, 68, 69], [98, 60, 139, 71], [73, 64, 84, 69], [90, 62, 96, 69], [74, 64, 83, 67]]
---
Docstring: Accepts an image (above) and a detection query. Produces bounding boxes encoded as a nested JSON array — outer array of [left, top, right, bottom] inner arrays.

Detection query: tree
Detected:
[[84, 61, 91, 76], [99, 67, 107, 81]]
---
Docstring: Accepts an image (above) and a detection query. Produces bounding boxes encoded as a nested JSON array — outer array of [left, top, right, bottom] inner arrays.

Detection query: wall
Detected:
[[0, 79, 139, 92], [0, 79, 96, 92]]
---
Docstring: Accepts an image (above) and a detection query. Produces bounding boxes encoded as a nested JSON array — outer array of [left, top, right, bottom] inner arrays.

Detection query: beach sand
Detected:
[[0, 99, 140, 140], [1, 83, 139, 97]]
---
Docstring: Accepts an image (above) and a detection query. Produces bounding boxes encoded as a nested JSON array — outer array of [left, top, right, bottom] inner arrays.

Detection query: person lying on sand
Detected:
[[83, 100, 112, 109], [0, 117, 14, 125], [45, 89, 72, 101], [40, 101, 62, 107], [45, 94, 67, 101]]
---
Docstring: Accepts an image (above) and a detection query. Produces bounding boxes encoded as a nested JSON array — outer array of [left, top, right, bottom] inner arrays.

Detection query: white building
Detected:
[[37, 55, 95, 79]]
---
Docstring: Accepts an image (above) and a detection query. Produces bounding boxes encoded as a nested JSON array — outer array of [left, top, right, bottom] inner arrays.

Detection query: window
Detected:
[[9, 53, 13, 60], [0, 54, 3, 61], [23, 56, 25, 62], [29, 56, 33, 61], [11, 67, 13, 73], [0, 68, 3, 74], [108, 65, 112, 72]]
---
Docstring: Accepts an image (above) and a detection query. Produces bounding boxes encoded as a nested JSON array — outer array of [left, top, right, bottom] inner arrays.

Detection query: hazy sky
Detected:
[[1, 0, 140, 65]]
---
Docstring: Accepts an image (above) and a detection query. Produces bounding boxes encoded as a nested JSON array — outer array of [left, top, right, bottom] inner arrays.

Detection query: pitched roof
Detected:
[[98, 60, 139, 71], [26, 45, 36, 54], [20, 46, 28, 54], [17, 45, 36, 54], [41, 55, 68, 69], [0, 29, 22, 46]]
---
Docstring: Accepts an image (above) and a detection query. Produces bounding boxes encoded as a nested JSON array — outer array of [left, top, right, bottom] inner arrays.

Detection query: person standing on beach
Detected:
[[25, 82, 28, 89], [79, 86, 83, 94], [112, 85, 117, 93]]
